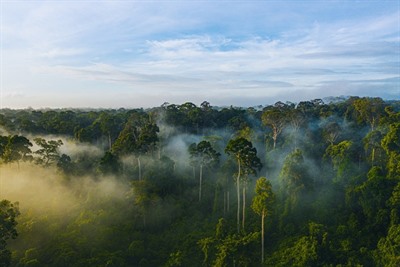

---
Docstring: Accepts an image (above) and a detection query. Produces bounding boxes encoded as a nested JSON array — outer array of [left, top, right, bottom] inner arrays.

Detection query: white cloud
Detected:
[[40, 48, 86, 59], [2, 2, 399, 108]]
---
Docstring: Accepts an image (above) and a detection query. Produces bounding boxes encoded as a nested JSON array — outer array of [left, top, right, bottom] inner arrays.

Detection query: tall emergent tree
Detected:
[[288, 108, 305, 148], [363, 130, 384, 166], [225, 137, 262, 232], [353, 97, 385, 131], [251, 177, 274, 264], [188, 141, 220, 202], [97, 112, 125, 150], [262, 104, 288, 150], [112, 112, 159, 180], [0, 200, 20, 267]]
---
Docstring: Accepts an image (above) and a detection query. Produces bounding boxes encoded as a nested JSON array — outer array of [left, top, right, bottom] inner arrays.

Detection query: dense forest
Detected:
[[0, 96, 399, 267]]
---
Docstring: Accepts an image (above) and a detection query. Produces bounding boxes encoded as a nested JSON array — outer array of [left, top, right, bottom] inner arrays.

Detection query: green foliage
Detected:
[[112, 112, 159, 156], [0, 200, 20, 267], [322, 121, 341, 145], [374, 224, 400, 266], [251, 177, 274, 218], [261, 106, 288, 149], [225, 138, 262, 176], [324, 140, 354, 184], [354, 167, 395, 226], [381, 123, 400, 179], [353, 97, 385, 130], [278, 149, 314, 229], [98, 151, 121, 175], [165, 250, 183, 267], [33, 138, 63, 167], [56, 154, 74, 175], [363, 130, 385, 166], [279, 149, 310, 192], [267, 222, 329, 267], [252, 177, 275, 263], [213, 232, 259, 267], [0, 136, 8, 157], [2, 135, 33, 165], [189, 140, 221, 201], [189, 141, 221, 168]]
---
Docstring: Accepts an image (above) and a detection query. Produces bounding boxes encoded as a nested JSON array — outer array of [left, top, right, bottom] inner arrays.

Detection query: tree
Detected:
[[57, 154, 74, 175], [262, 107, 287, 149], [213, 232, 259, 267], [354, 167, 395, 229], [266, 222, 329, 267], [2, 135, 33, 167], [96, 112, 124, 150], [297, 99, 325, 120], [74, 123, 102, 144], [374, 224, 400, 266], [225, 137, 262, 232], [0, 200, 20, 267], [381, 123, 400, 179], [279, 149, 312, 226], [33, 138, 63, 167], [188, 141, 220, 202], [0, 136, 8, 158], [251, 177, 275, 263], [288, 108, 305, 148], [322, 121, 341, 145], [165, 250, 183, 267], [98, 151, 121, 175], [389, 181, 400, 224], [363, 130, 384, 166], [112, 113, 159, 180], [353, 97, 385, 131], [324, 140, 353, 184], [381, 123, 400, 154], [131, 180, 160, 228]]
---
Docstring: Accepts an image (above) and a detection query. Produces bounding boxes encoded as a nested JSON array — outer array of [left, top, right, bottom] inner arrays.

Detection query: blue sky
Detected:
[[1, 0, 399, 108]]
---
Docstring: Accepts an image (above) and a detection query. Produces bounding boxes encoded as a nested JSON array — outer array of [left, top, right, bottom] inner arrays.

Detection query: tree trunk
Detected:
[[227, 191, 230, 213], [242, 185, 246, 231], [223, 191, 226, 216], [137, 156, 142, 180], [371, 117, 375, 131], [261, 211, 265, 263], [372, 147, 375, 166], [108, 132, 112, 150], [199, 164, 203, 202], [213, 185, 219, 213], [237, 159, 241, 233]]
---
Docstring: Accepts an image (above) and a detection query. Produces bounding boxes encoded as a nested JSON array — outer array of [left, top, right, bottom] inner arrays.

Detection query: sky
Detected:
[[1, 0, 399, 109]]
